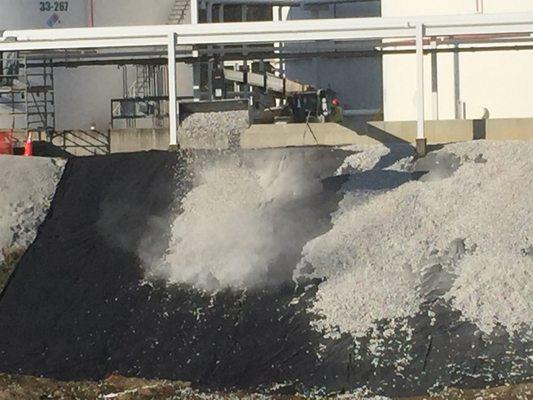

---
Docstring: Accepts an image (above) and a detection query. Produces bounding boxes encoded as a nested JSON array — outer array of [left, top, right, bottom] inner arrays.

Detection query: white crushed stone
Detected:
[[160, 155, 275, 289], [337, 144, 392, 174], [297, 141, 533, 340], [174, 386, 390, 400], [179, 110, 249, 150], [0, 155, 65, 262], [333, 144, 414, 217], [156, 151, 325, 291]]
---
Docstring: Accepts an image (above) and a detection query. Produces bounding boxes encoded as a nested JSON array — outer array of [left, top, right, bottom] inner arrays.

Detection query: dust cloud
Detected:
[[144, 149, 341, 291]]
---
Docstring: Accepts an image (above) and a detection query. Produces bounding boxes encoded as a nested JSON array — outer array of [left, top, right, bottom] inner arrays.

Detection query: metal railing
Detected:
[[52, 129, 110, 156]]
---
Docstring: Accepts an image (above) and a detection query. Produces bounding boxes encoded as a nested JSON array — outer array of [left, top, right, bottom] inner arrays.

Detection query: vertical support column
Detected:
[[476, 0, 484, 13], [207, 60, 214, 101], [190, 0, 198, 24], [207, 2, 212, 23], [233, 63, 239, 98], [206, 2, 214, 101], [168, 32, 178, 149], [191, 0, 200, 101], [122, 66, 128, 97], [219, 3, 225, 89], [430, 38, 439, 120], [416, 23, 427, 157], [193, 63, 201, 101], [273, 5, 281, 107], [453, 42, 462, 119], [88, 0, 94, 27], [242, 4, 249, 101]]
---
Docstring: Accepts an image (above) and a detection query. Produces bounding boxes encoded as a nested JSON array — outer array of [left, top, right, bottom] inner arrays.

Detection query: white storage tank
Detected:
[[0, 0, 192, 132], [0, 0, 88, 30]]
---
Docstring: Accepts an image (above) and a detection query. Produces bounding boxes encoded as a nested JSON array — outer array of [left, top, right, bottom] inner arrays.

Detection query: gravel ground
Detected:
[[296, 140, 533, 344], [0, 155, 65, 264], [0, 374, 530, 400]]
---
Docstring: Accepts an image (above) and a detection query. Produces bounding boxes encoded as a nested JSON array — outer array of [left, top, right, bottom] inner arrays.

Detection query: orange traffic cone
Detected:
[[24, 131, 33, 157]]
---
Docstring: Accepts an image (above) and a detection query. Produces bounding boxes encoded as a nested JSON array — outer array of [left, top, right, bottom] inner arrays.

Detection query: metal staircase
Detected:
[[167, 0, 190, 25]]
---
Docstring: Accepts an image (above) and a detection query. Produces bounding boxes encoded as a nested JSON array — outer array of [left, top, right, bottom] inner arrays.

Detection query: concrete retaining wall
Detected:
[[109, 129, 169, 153], [11, 116, 533, 155], [240, 117, 533, 149]]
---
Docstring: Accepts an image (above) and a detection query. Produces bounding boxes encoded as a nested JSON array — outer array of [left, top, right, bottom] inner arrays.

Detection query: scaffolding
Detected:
[[0, 54, 55, 133]]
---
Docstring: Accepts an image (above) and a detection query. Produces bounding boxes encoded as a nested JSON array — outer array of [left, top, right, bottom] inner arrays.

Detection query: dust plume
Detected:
[[144, 149, 343, 292]]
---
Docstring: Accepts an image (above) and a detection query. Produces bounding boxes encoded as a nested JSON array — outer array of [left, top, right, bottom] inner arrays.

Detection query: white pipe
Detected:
[[416, 23, 425, 140], [168, 33, 178, 147], [0, 37, 167, 51], [2, 13, 533, 54], [7, 12, 533, 43]]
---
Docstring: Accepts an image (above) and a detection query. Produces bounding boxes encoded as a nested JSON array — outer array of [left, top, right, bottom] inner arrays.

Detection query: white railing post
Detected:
[[416, 23, 427, 156], [168, 32, 178, 148]]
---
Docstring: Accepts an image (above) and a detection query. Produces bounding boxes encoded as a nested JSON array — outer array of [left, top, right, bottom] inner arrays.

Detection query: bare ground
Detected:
[[0, 374, 531, 400]]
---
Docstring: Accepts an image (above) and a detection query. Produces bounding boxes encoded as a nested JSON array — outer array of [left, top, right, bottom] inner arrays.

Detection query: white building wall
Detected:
[[0, 0, 192, 131], [382, 0, 533, 121]]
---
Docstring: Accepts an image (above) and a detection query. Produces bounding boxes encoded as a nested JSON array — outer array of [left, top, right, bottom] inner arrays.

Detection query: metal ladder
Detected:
[[25, 59, 55, 133]]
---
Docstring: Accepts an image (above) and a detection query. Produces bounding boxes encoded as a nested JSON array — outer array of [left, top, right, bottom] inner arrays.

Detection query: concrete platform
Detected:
[[241, 118, 533, 149]]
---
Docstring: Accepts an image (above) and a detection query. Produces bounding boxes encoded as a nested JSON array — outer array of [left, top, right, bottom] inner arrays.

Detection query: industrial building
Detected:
[[2, 0, 533, 154], [0, 2, 532, 397]]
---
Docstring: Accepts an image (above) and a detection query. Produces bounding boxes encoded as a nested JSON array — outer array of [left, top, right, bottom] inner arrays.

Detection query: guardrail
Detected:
[[52, 129, 110, 156]]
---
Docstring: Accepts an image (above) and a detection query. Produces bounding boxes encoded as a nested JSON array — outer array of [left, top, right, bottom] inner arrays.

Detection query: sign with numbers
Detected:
[[39, 1, 69, 12]]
